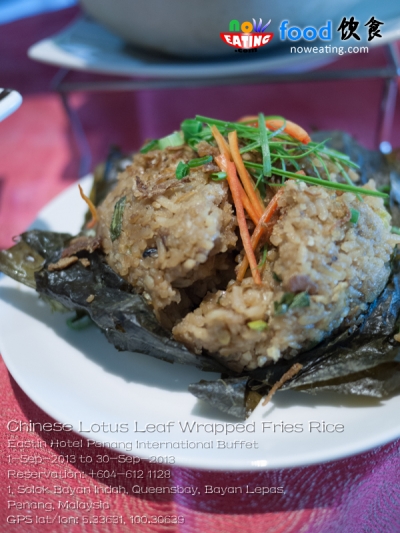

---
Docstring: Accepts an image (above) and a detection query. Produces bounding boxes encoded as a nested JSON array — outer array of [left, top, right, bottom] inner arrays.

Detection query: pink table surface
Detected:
[[1, 7, 400, 532]]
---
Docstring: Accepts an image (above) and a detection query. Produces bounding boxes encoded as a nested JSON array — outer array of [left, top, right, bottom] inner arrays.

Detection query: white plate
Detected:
[[0, 88, 22, 122], [27, 15, 400, 80], [1, 176, 400, 471], [27, 16, 334, 79]]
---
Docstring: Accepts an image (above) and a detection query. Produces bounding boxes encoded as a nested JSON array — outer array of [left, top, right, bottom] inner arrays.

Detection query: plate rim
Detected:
[[27, 15, 334, 80]]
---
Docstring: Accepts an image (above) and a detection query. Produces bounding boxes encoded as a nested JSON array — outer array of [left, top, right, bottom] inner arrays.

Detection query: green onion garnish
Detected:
[[187, 155, 212, 168], [110, 195, 126, 241], [258, 246, 268, 269], [274, 293, 295, 315], [140, 116, 379, 207], [291, 292, 310, 309], [158, 131, 184, 150], [321, 146, 359, 169], [140, 139, 158, 153], [335, 160, 362, 201], [272, 140, 327, 161], [176, 156, 212, 179], [244, 163, 388, 199], [240, 140, 260, 154], [181, 119, 202, 140], [391, 227, 400, 235], [176, 161, 189, 180], [195, 115, 259, 133], [274, 291, 310, 315], [211, 171, 227, 181], [247, 320, 268, 331], [350, 208, 360, 224], [258, 112, 271, 177], [314, 151, 331, 181], [273, 272, 282, 282]]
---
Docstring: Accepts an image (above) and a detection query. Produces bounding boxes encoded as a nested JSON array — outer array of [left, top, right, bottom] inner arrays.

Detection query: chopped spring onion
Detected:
[[258, 246, 268, 269], [314, 151, 331, 181], [272, 140, 327, 160], [291, 292, 310, 309], [259, 112, 271, 177], [181, 118, 202, 140], [196, 115, 258, 132], [176, 161, 189, 180], [272, 271, 282, 282], [211, 171, 227, 181], [244, 162, 389, 199], [321, 146, 359, 169], [187, 155, 213, 168], [176, 156, 213, 179], [248, 320, 268, 331], [140, 139, 159, 153], [391, 226, 400, 235], [335, 160, 362, 202], [274, 293, 294, 315], [350, 208, 360, 224], [240, 140, 260, 153], [274, 291, 310, 315], [110, 195, 126, 241], [158, 131, 184, 150]]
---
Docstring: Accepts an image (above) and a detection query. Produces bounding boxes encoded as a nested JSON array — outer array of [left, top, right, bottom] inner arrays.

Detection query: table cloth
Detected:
[[1, 7, 400, 532]]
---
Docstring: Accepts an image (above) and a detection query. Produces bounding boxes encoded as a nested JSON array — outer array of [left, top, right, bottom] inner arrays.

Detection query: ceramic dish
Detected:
[[28, 16, 333, 79]]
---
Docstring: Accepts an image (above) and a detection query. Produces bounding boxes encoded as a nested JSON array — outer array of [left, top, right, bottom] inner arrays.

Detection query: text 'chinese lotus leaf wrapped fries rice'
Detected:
[[96, 115, 400, 373]]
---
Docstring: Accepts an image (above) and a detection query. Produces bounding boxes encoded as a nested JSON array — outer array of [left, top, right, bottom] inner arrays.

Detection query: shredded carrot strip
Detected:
[[226, 161, 261, 285], [266, 119, 311, 145], [228, 130, 264, 219], [215, 155, 259, 226], [241, 192, 260, 226], [237, 115, 311, 144], [78, 184, 98, 229], [210, 125, 231, 160], [214, 153, 229, 170], [262, 363, 303, 406], [237, 187, 285, 281]]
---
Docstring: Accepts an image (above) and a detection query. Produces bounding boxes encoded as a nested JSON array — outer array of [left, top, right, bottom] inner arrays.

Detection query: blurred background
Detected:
[[1, 0, 400, 248]]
